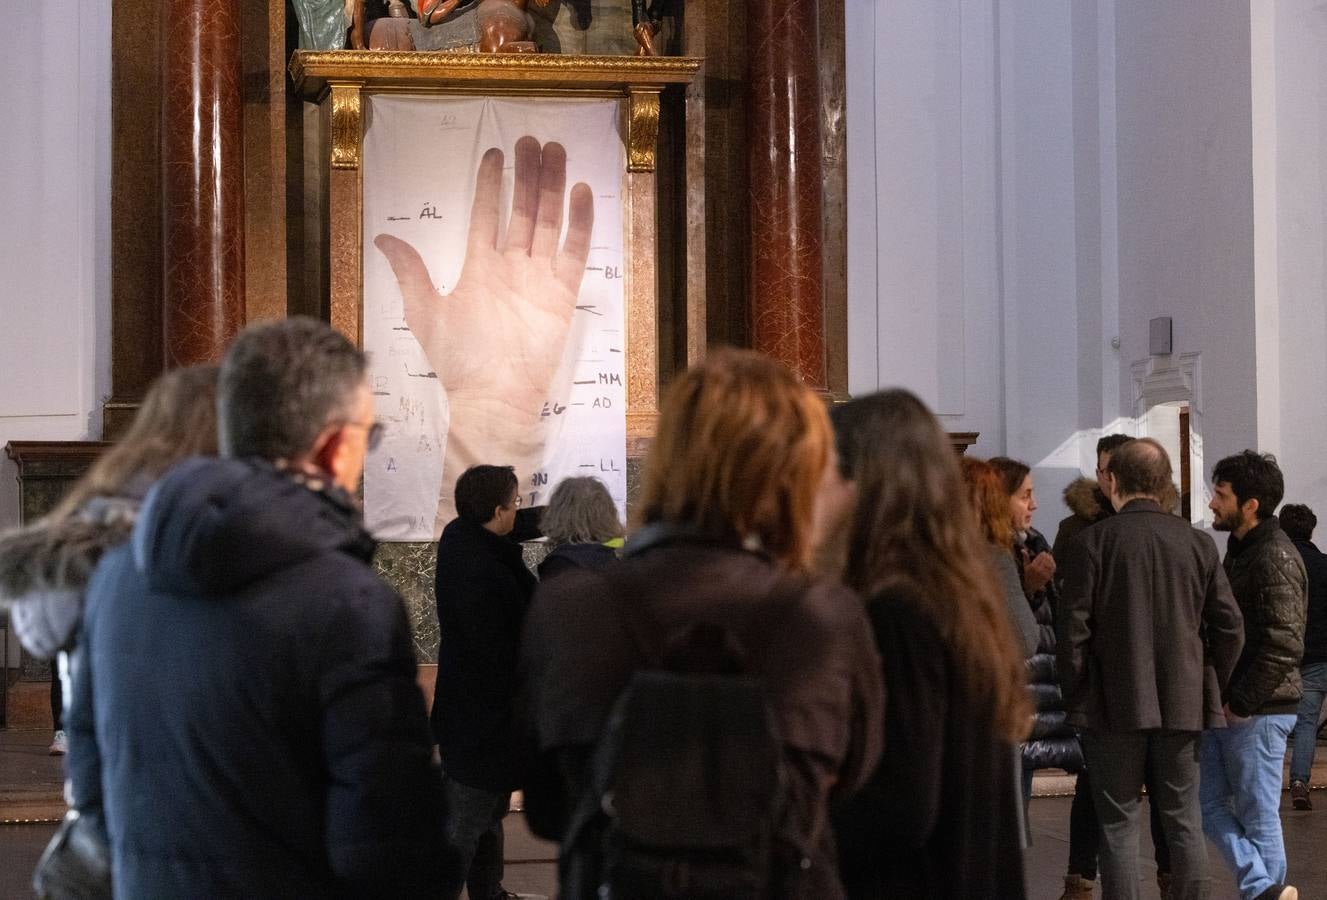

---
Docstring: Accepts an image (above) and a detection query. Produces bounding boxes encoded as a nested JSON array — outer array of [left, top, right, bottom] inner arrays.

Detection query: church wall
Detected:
[[0, 6, 113, 533], [0, 6, 111, 669], [1112, 0, 1260, 509], [846, 0, 1091, 522], [1262, 0, 1327, 521]]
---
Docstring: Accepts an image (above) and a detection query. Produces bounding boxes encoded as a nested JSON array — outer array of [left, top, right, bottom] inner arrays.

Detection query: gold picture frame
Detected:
[[290, 51, 699, 452]]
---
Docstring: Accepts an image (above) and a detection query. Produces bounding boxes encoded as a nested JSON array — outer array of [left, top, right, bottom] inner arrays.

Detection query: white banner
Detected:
[[362, 96, 627, 540]]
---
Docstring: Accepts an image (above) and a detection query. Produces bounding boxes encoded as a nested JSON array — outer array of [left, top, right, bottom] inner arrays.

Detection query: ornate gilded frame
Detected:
[[290, 51, 699, 451]]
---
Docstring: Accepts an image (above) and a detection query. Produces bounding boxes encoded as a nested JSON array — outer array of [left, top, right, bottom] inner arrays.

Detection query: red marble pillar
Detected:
[[160, 0, 246, 366], [747, 0, 827, 390]]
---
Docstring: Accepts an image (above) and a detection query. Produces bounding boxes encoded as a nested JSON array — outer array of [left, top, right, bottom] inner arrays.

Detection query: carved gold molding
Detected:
[[626, 89, 661, 173], [291, 51, 699, 100], [329, 83, 363, 170]]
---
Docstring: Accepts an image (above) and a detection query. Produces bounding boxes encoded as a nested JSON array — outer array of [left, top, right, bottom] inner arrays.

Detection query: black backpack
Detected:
[[560, 580, 806, 900]]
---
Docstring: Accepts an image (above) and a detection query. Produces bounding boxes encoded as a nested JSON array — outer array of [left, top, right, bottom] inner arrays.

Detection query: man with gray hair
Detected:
[[1058, 438, 1245, 900], [67, 317, 447, 897]]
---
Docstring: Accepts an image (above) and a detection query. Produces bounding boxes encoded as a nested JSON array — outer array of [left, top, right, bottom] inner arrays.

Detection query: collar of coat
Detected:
[[1226, 515, 1282, 560], [1116, 497, 1164, 514], [624, 521, 771, 562]]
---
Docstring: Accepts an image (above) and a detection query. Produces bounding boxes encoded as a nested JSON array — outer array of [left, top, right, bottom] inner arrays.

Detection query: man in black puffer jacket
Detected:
[[1203, 451, 1307, 900], [68, 319, 448, 898]]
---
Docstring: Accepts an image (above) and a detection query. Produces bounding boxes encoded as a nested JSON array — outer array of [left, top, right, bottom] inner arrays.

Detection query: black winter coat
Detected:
[[1052, 477, 1113, 565], [1293, 540, 1327, 666], [536, 541, 620, 581], [1016, 529, 1083, 773], [1224, 517, 1308, 716], [835, 590, 1026, 899], [67, 458, 446, 899], [433, 515, 539, 791]]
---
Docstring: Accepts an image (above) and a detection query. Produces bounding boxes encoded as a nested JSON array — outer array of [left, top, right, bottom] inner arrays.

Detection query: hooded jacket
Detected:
[[1292, 539, 1327, 666], [1052, 477, 1113, 564], [66, 457, 446, 899], [1224, 516, 1308, 717]]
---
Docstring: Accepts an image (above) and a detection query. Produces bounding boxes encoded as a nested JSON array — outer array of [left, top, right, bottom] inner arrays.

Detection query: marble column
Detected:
[[160, 0, 246, 366], [746, 0, 827, 390]]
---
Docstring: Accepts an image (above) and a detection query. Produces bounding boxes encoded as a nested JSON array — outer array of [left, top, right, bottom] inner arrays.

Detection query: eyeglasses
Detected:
[[341, 419, 385, 451]]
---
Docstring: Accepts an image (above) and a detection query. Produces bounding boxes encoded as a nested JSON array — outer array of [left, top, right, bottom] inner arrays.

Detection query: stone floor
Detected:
[[5, 727, 1327, 899]]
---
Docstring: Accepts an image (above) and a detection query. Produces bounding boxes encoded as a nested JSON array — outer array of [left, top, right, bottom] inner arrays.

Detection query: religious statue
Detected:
[[630, 0, 672, 56], [418, 0, 550, 51], [290, 0, 357, 50]]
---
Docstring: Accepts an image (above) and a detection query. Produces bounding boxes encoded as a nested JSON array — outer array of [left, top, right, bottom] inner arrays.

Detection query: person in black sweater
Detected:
[[433, 464, 545, 900], [831, 390, 1030, 899]]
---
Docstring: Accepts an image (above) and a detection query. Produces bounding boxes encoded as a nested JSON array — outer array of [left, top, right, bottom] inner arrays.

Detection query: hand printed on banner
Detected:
[[374, 136, 594, 532]]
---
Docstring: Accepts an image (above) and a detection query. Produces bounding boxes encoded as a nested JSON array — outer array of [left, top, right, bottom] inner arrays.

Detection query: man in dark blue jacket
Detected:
[[432, 464, 542, 900], [67, 318, 448, 898]]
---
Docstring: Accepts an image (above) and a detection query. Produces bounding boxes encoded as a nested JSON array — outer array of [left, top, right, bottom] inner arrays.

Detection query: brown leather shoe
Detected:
[[1058, 874, 1095, 899], [1291, 779, 1312, 811]]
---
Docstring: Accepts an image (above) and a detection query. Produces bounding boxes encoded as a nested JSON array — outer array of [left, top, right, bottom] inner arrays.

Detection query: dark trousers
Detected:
[[50, 660, 63, 731], [441, 773, 509, 900], [1082, 730, 1208, 900], [1069, 766, 1172, 879]]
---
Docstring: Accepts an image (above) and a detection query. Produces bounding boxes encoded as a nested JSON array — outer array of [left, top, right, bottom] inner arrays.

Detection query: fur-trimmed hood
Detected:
[[0, 496, 140, 601], [1063, 477, 1112, 523]]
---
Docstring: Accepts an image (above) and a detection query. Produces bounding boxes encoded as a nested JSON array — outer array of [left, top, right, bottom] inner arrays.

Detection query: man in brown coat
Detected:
[[1058, 438, 1244, 900]]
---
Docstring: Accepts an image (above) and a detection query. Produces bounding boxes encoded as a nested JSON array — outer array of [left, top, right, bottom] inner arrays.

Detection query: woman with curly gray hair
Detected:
[[536, 476, 623, 581]]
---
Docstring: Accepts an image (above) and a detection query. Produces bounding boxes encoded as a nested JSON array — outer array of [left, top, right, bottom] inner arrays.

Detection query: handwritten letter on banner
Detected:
[[363, 96, 627, 540]]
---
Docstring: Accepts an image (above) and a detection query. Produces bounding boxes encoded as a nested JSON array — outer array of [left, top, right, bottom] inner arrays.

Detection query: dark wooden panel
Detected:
[[108, 0, 167, 435], [820, 0, 848, 397]]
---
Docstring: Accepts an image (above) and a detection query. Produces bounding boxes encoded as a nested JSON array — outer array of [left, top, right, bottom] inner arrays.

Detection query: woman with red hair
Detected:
[[520, 349, 884, 900]]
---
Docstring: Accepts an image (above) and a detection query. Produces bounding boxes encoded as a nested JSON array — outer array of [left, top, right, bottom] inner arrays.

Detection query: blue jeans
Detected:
[[1289, 662, 1327, 783], [1200, 715, 1295, 900]]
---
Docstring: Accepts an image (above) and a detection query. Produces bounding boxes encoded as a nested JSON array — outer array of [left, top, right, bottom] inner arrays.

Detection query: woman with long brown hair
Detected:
[[962, 456, 1038, 658], [0, 364, 218, 896], [1, 364, 219, 662], [831, 390, 1030, 899], [988, 457, 1085, 804], [520, 349, 884, 900]]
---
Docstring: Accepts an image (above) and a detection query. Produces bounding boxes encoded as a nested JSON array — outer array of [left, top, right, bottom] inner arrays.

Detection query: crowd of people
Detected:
[[0, 315, 1324, 900]]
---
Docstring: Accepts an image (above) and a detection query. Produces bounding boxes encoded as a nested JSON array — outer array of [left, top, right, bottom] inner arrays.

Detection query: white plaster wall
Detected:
[[845, 0, 1096, 528], [0, 1, 110, 667], [846, 0, 1325, 532], [1265, 0, 1327, 520], [0, 6, 112, 529], [845, 0, 979, 420], [1111, 0, 1259, 494]]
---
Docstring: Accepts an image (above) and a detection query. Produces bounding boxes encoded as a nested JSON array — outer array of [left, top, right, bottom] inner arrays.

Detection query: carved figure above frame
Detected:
[[292, 51, 698, 539]]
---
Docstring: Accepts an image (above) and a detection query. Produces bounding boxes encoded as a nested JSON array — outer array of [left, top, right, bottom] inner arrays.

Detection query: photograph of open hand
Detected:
[[374, 135, 595, 533]]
